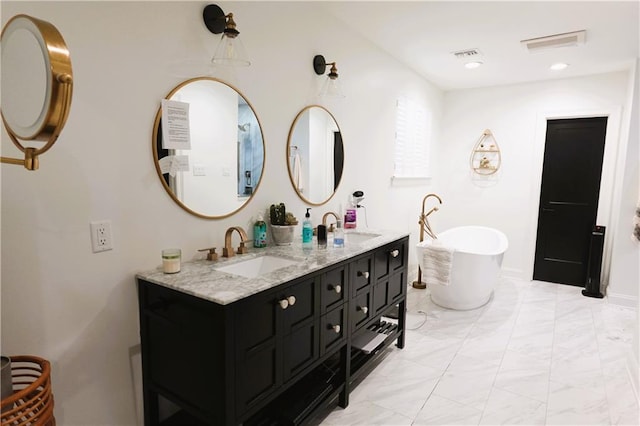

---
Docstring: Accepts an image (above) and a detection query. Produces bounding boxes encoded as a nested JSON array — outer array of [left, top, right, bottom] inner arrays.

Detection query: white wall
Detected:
[[435, 72, 631, 283], [2, 2, 636, 425], [0, 2, 442, 424], [608, 60, 639, 398]]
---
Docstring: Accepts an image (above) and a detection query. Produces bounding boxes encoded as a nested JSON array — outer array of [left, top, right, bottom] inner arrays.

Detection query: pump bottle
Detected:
[[302, 208, 313, 246]]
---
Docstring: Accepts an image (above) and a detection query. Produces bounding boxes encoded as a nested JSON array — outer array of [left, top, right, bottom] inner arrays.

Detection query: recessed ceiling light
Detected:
[[550, 62, 569, 71], [465, 61, 483, 69]]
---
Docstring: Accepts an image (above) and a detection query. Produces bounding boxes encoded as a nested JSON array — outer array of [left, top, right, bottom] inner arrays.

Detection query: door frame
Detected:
[[526, 106, 623, 289]]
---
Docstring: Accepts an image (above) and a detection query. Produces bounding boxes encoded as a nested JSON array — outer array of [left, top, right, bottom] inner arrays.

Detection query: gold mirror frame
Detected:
[[152, 77, 266, 220], [286, 105, 344, 206], [1, 14, 73, 170]]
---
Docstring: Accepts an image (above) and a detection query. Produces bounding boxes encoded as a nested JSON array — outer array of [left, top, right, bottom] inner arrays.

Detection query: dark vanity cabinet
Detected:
[[137, 236, 408, 425]]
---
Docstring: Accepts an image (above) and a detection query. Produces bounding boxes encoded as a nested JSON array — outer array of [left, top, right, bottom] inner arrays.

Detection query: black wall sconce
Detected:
[[203, 4, 250, 66], [313, 54, 345, 98]]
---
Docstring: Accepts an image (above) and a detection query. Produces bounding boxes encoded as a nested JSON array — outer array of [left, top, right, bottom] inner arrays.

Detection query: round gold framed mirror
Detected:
[[287, 105, 344, 206], [1, 14, 73, 170], [152, 77, 265, 219]]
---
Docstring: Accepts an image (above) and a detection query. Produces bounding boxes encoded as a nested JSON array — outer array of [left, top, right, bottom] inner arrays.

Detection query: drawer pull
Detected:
[[358, 271, 370, 279], [287, 295, 296, 306], [390, 249, 400, 258], [358, 306, 368, 315], [278, 299, 289, 310], [329, 284, 342, 294], [330, 324, 341, 333]]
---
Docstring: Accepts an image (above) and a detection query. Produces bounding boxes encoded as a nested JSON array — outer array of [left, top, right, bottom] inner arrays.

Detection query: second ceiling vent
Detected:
[[521, 30, 586, 52]]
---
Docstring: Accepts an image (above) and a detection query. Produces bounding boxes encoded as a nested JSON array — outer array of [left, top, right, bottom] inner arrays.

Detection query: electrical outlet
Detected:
[[90, 220, 113, 253], [193, 164, 206, 176]]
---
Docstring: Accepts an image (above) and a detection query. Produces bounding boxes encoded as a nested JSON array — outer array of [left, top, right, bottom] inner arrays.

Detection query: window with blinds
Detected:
[[394, 96, 431, 179]]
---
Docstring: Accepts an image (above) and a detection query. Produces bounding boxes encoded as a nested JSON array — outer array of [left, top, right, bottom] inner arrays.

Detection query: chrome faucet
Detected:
[[223, 226, 250, 258], [322, 211, 340, 232]]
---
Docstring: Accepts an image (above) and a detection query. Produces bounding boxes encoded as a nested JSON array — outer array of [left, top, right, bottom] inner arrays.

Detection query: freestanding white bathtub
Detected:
[[416, 226, 508, 310]]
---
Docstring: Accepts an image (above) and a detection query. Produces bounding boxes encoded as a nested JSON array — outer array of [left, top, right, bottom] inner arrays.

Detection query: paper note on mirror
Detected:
[[158, 155, 190, 177], [161, 99, 191, 150]]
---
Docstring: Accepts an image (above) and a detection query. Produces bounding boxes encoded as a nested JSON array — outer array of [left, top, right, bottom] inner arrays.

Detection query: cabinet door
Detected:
[[281, 276, 320, 382], [388, 270, 406, 303], [321, 305, 346, 354], [351, 291, 372, 332], [235, 288, 281, 414], [322, 264, 347, 313], [351, 255, 373, 296]]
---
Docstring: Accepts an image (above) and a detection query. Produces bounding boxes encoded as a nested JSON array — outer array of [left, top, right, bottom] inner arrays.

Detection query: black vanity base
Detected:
[[137, 237, 408, 426]]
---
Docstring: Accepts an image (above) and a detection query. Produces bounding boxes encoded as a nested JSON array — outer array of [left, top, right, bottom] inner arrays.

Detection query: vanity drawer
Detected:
[[351, 291, 372, 331], [351, 255, 373, 296], [374, 241, 407, 281], [321, 305, 346, 354], [321, 264, 347, 313], [142, 282, 218, 327]]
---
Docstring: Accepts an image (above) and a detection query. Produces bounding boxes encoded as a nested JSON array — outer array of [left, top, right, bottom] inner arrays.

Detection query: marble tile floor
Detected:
[[320, 277, 639, 425]]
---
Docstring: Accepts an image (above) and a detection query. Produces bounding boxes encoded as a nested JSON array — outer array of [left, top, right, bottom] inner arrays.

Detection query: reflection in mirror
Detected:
[[287, 105, 343, 205], [153, 77, 264, 219]]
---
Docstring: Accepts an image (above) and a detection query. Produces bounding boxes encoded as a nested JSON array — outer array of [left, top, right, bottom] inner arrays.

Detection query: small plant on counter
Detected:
[[284, 212, 298, 226], [270, 203, 286, 225], [269, 203, 298, 226], [269, 203, 298, 245]]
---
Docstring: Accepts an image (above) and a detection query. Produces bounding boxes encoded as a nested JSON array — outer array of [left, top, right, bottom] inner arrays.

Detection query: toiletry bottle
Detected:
[[333, 219, 345, 248], [317, 224, 327, 249], [302, 208, 313, 247], [253, 213, 267, 248], [345, 199, 357, 229]]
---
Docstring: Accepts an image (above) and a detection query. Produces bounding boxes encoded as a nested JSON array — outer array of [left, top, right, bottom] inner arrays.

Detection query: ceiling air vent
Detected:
[[453, 48, 482, 60], [521, 30, 586, 52]]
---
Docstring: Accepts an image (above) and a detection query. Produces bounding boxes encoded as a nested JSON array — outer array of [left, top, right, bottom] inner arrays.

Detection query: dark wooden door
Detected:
[[533, 117, 607, 285]]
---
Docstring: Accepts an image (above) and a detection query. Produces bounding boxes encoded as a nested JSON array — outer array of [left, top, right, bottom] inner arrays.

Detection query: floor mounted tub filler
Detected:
[[416, 226, 508, 310]]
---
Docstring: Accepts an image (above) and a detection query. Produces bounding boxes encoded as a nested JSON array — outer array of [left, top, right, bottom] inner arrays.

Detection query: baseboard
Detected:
[[501, 267, 525, 280], [606, 292, 638, 308]]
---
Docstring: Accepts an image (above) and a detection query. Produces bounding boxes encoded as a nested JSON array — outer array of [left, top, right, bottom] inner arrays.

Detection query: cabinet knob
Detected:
[[358, 305, 368, 315], [390, 249, 400, 258], [330, 324, 341, 333], [278, 299, 289, 310], [287, 295, 296, 306], [358, 271, 370, 279], [329, 284, 342, 294]]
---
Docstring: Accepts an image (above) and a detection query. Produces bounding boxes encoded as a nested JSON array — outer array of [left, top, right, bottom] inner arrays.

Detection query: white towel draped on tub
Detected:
[[421, 242, 454, 286]]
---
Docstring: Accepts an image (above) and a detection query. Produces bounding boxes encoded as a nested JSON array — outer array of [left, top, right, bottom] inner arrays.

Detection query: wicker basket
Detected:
[[1, 356, 55, 426]]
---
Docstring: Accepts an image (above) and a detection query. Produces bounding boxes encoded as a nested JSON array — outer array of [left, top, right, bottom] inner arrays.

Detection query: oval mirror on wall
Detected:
[[287, 105, 344, 206], [152, 77, 265, 219]]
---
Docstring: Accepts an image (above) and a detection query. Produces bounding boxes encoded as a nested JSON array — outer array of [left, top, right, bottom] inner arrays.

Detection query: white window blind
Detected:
[[394, 97, 431, 179]]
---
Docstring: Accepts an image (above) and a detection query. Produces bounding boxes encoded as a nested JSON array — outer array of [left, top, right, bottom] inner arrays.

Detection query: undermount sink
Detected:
[[214, 255, 298, 278], [344, 232, 381, 244]]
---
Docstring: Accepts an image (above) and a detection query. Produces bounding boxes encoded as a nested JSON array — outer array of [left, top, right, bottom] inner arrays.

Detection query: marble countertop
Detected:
[[136, 229, 409, 305]]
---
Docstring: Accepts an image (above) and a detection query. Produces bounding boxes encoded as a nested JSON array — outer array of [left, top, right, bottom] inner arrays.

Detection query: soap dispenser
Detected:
[[253, 213, 267, 248], [302, 208, 313, 247]]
